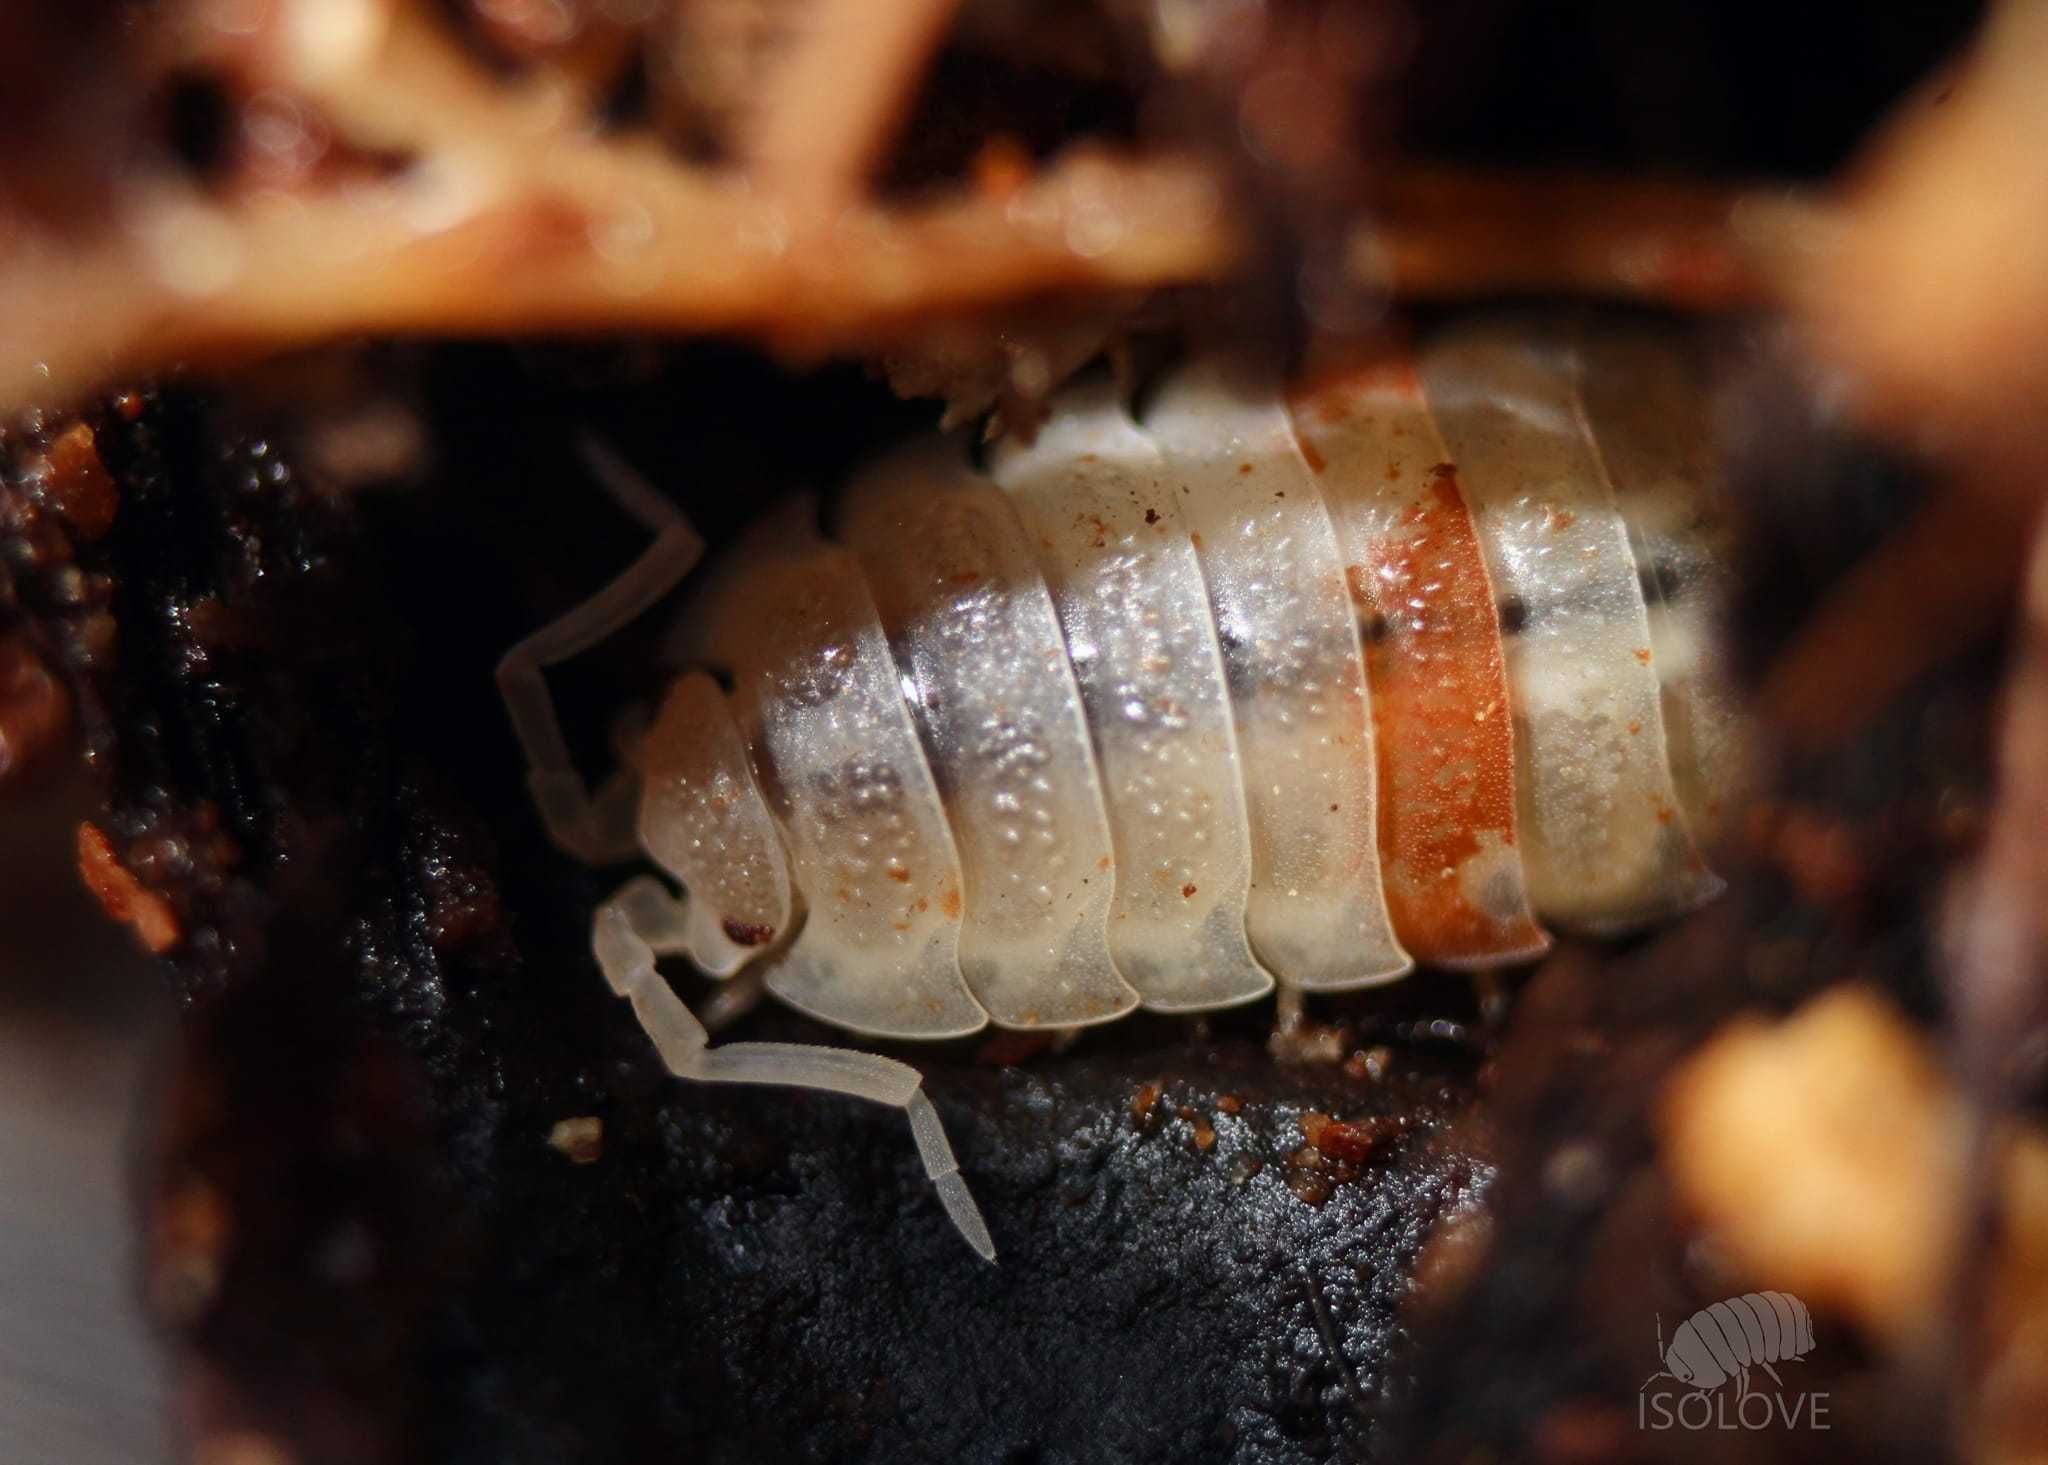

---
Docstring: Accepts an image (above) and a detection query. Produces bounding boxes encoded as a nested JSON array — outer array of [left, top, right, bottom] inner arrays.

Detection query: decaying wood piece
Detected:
[[0, 0, 1240, 409], [0, 0, 1836, 414]]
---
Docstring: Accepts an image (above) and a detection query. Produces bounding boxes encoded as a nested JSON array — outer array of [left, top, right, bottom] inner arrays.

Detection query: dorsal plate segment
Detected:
[[838, 443, 1138, 1029], [1420, 318, 1718, 930], [991, 376, 1272, 1011], [698, 499, 987, 1038], [1145, 358, 1411, 989], [1290, 350, 1550, 966]]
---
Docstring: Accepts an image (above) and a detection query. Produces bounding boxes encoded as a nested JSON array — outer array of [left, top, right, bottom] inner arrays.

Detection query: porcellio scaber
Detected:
[[497, 314, 1746, 1259]]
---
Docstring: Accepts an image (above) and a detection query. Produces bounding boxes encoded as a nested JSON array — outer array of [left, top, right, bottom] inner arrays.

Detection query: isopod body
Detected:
[[500, 313, 1746, 1257], [1651, 1291, 1817, 1394], [644, 315, 1737, 1031]]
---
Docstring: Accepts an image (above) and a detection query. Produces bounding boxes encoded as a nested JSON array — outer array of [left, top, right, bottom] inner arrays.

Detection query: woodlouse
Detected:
[[497, 313, 1746, 1259], [1648, 1291, 1817, 1396]]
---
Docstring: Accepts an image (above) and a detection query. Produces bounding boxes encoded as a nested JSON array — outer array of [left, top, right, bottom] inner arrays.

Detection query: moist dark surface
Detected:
[[0, 341, 1990, 1464]]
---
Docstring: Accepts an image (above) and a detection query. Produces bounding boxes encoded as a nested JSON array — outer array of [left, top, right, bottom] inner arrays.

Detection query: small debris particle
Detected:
[[1344, 1045, 1393, 1083], [1408, 1205, 1494, 1318], [1226, 1153, 1264, 1185], [1181, 883, 1197, 898], [0, 635, 70, 785], [1302, 1111, 1400, 1164], [1238, 461, 1253, 476], [1144, 507, 1160, 525], [1191, 1118, 1216, 1152], [1269, 1019, 1348, 1065], [36, 421, 120, 541], [721, 918, 775, 947], [1285, 1162, 1332, 1207], [150, 1174, 231, 1323], [1633, 647, 1652, 664], [193, 1433, 296, 1465], [77, 822, 182, 953], [972, 136, 1032, 200], [976, 1030, 1057, 1067], [1532, 1400, 1629, 1465], [1130, 1081, 1162, 1133], [1542, 1139, 1609, 1207], [1215, 1093, 1244, 1115], [548, 1116, 605, 1164]]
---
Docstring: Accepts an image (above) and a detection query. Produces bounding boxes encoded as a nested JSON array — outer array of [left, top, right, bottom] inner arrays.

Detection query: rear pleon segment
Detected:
[[835, 444, 1140, 1030], [686, 501, 987, 1039], [1142, 359, 1412, 989], [990, 376, 1274, 1012], [1419, 319, 1720, 930], [1575, 326, 1746, 851], [1288, 355, 1551, 967]]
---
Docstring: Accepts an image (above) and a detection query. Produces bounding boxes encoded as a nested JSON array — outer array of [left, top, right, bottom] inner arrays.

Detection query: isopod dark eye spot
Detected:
[[1364, 612, 1391, 644], [1498, 596, 1529, 634], [721, 918, 775, 947]]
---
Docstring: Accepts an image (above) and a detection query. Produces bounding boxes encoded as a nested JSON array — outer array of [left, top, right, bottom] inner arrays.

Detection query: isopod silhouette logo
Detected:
[[1638, 1292, 1832, 1432]]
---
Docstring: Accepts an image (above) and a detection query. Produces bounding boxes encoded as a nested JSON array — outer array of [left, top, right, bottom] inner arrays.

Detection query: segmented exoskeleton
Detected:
[[1647, 1291, 1817, 1396], [497, 314, 1746, 1258]]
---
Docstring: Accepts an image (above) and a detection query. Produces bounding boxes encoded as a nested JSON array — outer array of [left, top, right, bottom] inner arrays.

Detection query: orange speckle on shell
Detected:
[[941, 886, 962, 919]]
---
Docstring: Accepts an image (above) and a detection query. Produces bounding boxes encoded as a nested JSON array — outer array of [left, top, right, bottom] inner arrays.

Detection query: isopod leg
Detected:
[[496, 440, 706, 864], [592, 883, 998, 1263]]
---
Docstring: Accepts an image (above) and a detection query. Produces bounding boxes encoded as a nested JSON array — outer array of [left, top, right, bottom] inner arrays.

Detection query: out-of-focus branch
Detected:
[[1748, 0, 2048, 749], [0, 0, 1238, 408], [0, 0, 1840, 412], [745, 0, 964, 209], [1352, 167, 1801, 310]]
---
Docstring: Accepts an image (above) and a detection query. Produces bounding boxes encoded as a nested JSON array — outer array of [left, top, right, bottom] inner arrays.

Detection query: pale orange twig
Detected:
[[745, 0, 965, 209], [0, 0, 1239, 409], [1353, 166, 1798, 310]]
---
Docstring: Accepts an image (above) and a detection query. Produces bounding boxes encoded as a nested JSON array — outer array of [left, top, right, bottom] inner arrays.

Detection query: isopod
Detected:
[[496, 314, 1746, 1259], [1646, 1290, 1816, 1395]]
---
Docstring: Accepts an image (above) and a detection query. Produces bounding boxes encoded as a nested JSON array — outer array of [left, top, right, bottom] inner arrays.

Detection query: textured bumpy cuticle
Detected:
[[637, 314, 1744, 1038]]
